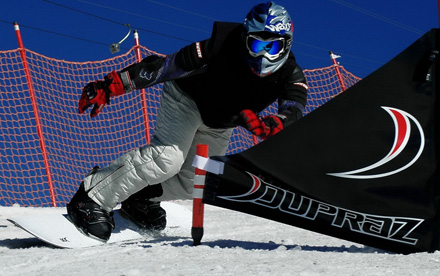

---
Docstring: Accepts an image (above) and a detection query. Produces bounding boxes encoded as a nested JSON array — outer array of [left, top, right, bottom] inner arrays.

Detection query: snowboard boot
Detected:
[[120, 184, 167, 231], [67, 166, 115, 242]]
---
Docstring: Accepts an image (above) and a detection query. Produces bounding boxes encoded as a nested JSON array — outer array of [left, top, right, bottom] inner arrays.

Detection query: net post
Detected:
[[192, 144, 208, 246], [133, 30, 151, 145], [329, 51, 347, 92], [13, 22, 57, 207]]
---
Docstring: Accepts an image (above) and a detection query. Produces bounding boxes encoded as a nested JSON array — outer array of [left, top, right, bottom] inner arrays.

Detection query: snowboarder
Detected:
[[67, 1, 308, 241]]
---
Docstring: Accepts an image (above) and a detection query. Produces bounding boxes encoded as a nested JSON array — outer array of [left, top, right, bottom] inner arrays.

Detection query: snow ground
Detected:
[[1, 200, 439, 276]]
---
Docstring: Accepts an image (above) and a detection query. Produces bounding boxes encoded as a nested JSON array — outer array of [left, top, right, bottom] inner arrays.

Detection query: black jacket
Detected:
[[120, 22, 308, 128]]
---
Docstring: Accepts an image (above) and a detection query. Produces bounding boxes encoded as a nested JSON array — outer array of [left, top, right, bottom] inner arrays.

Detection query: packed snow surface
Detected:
[[1, 201, 439, 275]]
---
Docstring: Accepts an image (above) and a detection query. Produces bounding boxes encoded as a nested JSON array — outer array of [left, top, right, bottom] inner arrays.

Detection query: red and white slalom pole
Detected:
[[192, 144, 208, 246]]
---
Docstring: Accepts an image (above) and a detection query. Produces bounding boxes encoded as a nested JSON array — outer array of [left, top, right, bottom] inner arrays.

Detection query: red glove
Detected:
[[78, 71, 125, 117], [240, 109, 285, 140]]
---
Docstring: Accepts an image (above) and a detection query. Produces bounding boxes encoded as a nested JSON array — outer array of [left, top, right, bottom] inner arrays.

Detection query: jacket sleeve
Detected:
[[278, 64, 308, 125], [118, 39, 211, 92]]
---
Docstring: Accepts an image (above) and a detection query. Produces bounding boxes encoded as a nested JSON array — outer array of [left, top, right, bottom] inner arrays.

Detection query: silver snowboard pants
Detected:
[[84, 80, 233, 211]]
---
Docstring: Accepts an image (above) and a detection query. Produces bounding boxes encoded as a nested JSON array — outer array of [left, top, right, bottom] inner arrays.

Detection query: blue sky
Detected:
[[0, 0, 438, 78]]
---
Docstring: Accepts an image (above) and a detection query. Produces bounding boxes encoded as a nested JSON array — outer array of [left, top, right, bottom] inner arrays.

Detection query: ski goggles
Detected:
[[246, 34, 286, 60]]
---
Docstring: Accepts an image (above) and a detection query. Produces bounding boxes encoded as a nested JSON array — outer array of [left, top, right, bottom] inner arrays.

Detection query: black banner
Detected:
[[203, 29, 440, 254]]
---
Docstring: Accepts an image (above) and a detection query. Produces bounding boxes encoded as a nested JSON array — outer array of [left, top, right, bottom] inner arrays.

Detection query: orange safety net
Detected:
[[0, 46, 360, 207]]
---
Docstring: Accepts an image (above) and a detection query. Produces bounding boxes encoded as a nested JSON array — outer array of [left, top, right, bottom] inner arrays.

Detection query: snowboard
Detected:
[[8, 201, 192, 249]]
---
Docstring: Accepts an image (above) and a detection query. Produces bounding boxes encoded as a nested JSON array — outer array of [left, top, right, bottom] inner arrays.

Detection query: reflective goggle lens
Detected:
[[247, 35, 284, 57]]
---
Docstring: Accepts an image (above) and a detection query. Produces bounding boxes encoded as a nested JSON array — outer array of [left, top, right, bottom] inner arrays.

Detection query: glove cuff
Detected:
[[274, 114, 287, 123], [105, 71, 125, 96]]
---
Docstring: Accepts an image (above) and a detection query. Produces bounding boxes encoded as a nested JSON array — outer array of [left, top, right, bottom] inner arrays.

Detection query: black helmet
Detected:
[[243, 2, 294, 77]]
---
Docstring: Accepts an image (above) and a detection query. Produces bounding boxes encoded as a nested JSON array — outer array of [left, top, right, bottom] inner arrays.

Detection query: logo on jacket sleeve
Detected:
[[195, 42, 203, 59]]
